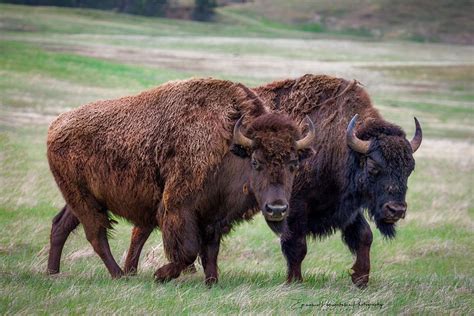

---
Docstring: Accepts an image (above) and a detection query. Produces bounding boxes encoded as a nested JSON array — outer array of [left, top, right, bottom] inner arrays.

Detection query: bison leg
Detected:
[[67, 194, 124, 279], [154, 211, 200, 283], [342, 213, 373, 288], [200, 228, 221, 286], [281, 200, 308, 283], [47, 204, 80, 274], [82, 221, 123, 278], [281, 234, 307, 283], [124, 225, 154, 275]]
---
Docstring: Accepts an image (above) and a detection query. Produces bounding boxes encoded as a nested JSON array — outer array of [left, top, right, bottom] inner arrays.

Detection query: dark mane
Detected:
[[358, 120, 406, 140]]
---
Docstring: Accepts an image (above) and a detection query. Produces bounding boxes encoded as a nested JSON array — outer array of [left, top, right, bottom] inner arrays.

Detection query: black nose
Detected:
[[384, 202, 407, 219], [265, 203, 288, 217]]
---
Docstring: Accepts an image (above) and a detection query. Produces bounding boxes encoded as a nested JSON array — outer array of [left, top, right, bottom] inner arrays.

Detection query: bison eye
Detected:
[[251, 158, 262, 171], [367, 159, 380, 176], [288, 160, 299, 172], [368, 168, 379, 176]]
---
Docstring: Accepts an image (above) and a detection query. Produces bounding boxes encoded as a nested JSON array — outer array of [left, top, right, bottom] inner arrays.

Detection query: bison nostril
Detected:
[[266, 204, 288, 216], [385, 202, 407, 218], [264, 204, 273, 215]]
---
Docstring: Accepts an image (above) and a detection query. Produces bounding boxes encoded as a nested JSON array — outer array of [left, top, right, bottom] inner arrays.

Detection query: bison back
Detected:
[[47, 78, 262, 219]]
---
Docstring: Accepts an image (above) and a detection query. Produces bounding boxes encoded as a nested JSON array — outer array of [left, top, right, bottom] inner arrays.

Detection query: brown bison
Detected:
[[253, 74, 422, 287], [46, 78, 315, 284]]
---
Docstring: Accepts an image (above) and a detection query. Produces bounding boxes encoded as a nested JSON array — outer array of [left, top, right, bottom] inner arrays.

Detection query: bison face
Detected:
[[247, 149, 297, 221], [231, 114, 315, 222], [347, 115, 422, 237], [362, 141, 414, 233]]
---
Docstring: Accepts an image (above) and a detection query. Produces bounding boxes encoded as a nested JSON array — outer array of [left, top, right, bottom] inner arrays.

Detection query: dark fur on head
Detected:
[[351, 120, 415, 238], [248, 114, 300, 162], [231, 114, 312, 164]]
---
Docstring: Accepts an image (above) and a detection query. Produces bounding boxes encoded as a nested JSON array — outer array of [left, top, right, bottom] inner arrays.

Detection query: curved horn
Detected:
[[233, 116, 254, 148], [296, 115, 316, 150], [346, 114, 370, 154], [410, 117, 422, 153]]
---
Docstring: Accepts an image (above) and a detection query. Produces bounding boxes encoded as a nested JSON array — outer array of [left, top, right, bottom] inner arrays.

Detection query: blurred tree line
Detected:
[[0, 0, 218, 20]]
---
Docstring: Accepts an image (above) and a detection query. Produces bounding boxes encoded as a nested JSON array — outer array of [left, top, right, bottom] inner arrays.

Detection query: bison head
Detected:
[[231, 114, 315, 222], [347, 114, 422, 237]]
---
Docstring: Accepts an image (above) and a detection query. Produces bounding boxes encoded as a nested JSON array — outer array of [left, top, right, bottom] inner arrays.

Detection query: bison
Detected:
[[46, 78, 315, 284], [253, 74, 422, 287]]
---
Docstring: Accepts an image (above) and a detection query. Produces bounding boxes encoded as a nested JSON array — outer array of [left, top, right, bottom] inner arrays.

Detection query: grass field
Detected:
[[0, 4, 473, 314], [218, 0, 474, 45]]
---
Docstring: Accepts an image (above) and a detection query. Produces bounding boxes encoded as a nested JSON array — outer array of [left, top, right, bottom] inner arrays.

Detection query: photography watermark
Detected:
[[291, 299, 383, 311]]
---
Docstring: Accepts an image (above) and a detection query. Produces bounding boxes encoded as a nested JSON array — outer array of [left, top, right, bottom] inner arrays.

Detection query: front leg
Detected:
[[154, 210, 200, 283], [124, 225, 154, 275], [281, 200, 308, 283], [281, 233, 307, 283], [200, 226, 222, 286], [342, 213, 373, 288]]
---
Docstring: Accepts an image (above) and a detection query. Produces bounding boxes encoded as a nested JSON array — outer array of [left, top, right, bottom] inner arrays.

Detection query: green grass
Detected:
[[0, 41, 189, 90], [0, 4, 473, 314], [219, 0, 474, 44], [0, 3, 316, 39]]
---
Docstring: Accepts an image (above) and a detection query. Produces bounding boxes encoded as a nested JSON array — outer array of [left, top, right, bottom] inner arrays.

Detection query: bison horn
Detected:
[[346, 114, 370, 154], [233, 116, 254, 148], [410, 117, 422, 153], [296, 116, 316, 150]]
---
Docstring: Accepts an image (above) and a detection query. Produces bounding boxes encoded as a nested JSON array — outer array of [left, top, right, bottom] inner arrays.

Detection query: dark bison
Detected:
[[253, 74, 422, 287], [46, 78, 315, 284]]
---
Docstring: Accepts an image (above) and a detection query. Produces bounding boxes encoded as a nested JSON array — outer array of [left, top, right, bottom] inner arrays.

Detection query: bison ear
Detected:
[[230, 144, 250, 158], [298, 147, 314, 161]]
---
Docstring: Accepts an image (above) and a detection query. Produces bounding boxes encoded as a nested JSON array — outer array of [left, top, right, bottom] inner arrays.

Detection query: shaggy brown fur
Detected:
[[48, 79, 265, 216], [47, 78, 312, 283], [254, 74, 420, 287]]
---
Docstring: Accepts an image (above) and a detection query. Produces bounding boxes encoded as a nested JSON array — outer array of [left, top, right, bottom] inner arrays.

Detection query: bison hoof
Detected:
[[154, 263, 182, 283], [286, 274, 303, 284], [350, 273, 369, 288], [123, 267, 138, 276], [205, 276, 218, 287], [110, 270, 125, 279], [47, 268, 60, 275]]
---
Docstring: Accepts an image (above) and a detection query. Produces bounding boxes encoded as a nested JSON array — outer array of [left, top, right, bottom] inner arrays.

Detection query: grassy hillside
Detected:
[[218, 0, 474, 44], [0, 4, 473, 314]]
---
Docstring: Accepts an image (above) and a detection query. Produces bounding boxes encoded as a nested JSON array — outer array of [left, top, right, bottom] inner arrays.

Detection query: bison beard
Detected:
[[46, 78, 315, 284], [254, 74, 422, 287]]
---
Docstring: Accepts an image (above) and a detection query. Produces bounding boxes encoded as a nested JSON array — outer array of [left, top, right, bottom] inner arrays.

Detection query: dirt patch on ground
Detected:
[[416, 139, 474, 166], [44, 42, 361, 80], [39, 40, 473, 94], [66, 247, 95, 261], [0, 108, 57, 127]]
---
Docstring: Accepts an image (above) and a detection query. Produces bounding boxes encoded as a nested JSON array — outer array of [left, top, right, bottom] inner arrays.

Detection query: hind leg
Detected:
[[154, 210, 200, 283], [47, 204, 80, 274], [81, 218, 123, 278], [66, 193, 123, 278], [124, 225, 154, 275]]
